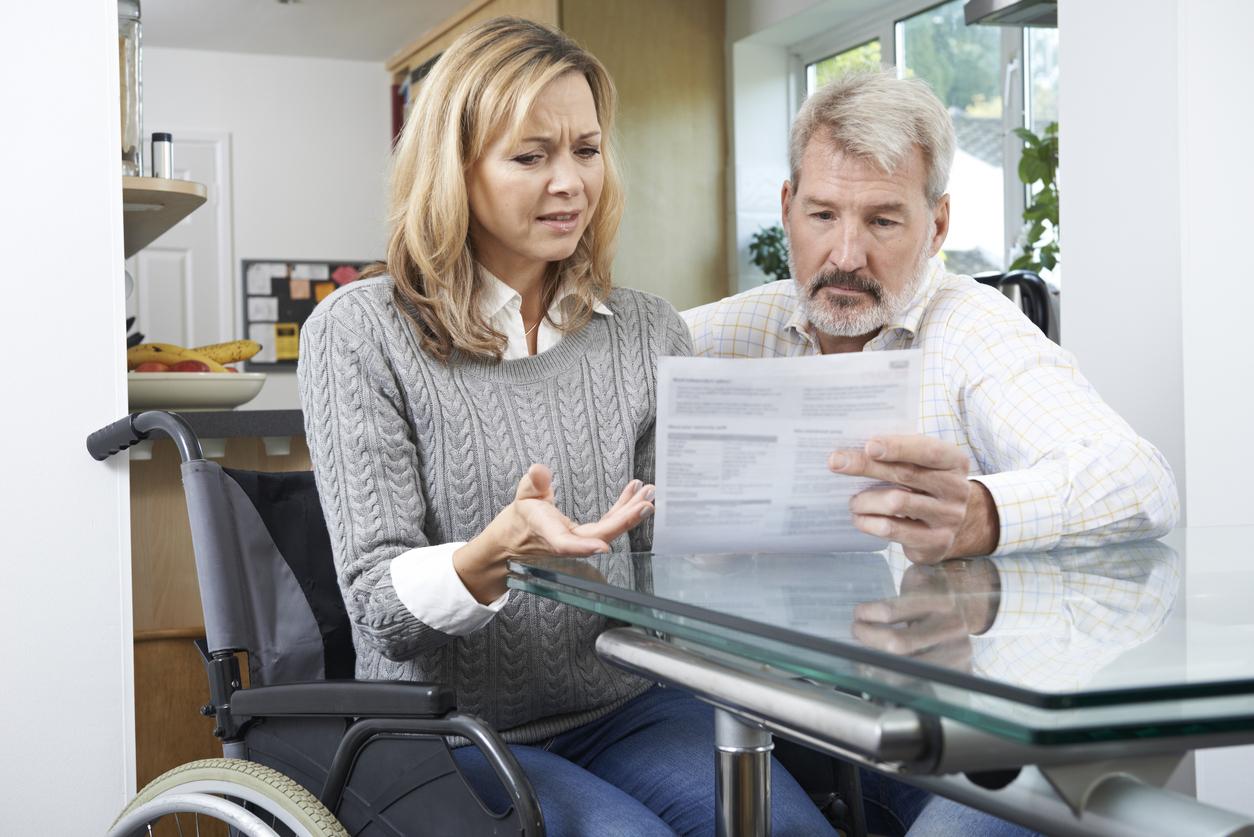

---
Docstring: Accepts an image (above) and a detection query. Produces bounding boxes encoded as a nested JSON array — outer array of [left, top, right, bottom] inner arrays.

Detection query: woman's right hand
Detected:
[[453, 464, 655, 603]]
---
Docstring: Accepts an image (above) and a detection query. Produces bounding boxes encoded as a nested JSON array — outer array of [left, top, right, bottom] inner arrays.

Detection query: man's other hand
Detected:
[[830, 435, 1000, 564], [851, 558, 1001, 670]]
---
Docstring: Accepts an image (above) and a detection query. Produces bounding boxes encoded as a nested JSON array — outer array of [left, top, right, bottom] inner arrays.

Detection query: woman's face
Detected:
[[467, 72, 604, 281]]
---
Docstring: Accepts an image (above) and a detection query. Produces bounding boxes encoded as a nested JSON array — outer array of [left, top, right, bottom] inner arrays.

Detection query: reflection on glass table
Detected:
[[509, 535, 1254, 745]]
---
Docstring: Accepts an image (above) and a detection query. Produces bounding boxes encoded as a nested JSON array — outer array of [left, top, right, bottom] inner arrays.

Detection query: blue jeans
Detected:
[[452, 685, 837, 836], [860, 768, 1038, 837]]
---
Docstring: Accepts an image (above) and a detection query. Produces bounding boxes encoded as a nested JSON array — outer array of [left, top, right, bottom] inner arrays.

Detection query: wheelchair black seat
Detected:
[[221, 467, 355, 683]]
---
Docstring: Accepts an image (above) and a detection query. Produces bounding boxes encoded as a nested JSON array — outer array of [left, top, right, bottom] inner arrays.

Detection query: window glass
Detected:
[[1026, 26, 1059, 135], [806, 39, 882, 97], [897, 0, 1003, 274], [1020, 25, 1060, 282]]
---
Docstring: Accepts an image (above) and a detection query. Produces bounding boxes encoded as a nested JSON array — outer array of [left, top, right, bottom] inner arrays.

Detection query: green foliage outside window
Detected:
[[1010, 122, 1059, 273], [812, 40, 882, 88], [898, 0, 1001, 116]]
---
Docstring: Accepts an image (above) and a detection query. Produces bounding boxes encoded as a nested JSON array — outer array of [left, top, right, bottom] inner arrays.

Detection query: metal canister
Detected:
[[151, 132, 173, 179]]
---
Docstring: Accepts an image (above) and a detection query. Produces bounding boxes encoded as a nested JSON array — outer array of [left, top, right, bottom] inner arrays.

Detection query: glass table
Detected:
[[508, 528, 1254, 836]]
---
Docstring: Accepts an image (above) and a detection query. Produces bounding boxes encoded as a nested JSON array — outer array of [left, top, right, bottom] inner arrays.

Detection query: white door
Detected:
[[127, 133, 234, 350]]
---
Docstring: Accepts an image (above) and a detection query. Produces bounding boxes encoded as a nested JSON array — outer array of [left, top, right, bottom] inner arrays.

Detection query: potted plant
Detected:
[[748, 224, 790, 283], [1010, 122, 1059, 274]]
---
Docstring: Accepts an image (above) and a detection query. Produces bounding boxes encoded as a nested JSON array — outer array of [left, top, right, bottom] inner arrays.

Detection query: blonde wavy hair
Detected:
[[377, 17, 623, 361]]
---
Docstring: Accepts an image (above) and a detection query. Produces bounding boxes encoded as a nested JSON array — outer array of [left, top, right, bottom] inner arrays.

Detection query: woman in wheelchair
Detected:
[[295, 16, 834, 837]]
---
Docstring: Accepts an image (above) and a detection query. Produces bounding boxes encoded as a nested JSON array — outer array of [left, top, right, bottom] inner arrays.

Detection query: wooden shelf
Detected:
[[123, 175, 207, 257]]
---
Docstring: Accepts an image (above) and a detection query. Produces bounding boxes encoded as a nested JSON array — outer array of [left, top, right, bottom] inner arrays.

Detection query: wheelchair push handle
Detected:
[[87, 410, 203, 463]]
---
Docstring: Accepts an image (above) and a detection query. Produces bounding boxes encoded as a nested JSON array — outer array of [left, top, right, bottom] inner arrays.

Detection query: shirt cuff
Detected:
[[389, 542, 509, 636], [981, 556, 1065, 635], [973, 470, 1065, 555]]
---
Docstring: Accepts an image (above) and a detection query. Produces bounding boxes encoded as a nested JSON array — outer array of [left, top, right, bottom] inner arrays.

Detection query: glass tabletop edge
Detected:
[[511, 575, 1254, 746], [508, 561, 1254, 711]]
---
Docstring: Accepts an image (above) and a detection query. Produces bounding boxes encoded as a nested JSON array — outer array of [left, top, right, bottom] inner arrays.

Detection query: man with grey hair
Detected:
[[684, 70, 1178, 835], [687, 69, 1176, 563]]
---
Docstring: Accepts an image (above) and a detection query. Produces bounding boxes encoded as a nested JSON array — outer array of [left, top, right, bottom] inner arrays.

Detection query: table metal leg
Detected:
[[594, 628, 1254, 837], [715, 707, 773, 837]]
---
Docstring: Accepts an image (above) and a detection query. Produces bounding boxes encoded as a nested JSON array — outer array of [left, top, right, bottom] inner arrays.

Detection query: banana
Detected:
[[127, 342, 228, 372], [191, 339, 262, 364]]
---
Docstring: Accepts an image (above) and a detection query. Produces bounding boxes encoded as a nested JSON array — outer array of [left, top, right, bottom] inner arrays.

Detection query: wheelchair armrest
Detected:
[[320, 713, 544, 836], [231, 679, 456, 719]]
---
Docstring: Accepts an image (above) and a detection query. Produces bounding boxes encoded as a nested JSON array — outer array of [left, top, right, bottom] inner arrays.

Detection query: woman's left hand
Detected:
[[511, 464, 655, 554], [454, 464, 654, 603]]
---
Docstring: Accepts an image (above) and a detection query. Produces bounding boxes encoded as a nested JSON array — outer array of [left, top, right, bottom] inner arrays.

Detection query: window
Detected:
[[792, 0, 1059, 277], [806, 40, 882, 97], [1021, 25, 1059, 281], [897, 0, 1004, 275], [1026, 26, 1058, 135]]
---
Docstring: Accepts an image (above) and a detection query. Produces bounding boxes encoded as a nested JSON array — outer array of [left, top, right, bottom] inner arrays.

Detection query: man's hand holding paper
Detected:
[[653, 350, 1004, 562], [654, 350, 928, 554], [833, 434, 1000, 564]]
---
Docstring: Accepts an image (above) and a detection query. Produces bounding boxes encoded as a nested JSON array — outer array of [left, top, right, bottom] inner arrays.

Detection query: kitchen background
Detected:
[[133, 0, 726, 411], [3, 0, 1252, 832]]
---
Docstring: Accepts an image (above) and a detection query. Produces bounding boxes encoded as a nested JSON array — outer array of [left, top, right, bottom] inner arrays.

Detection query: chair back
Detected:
[[180, 460, 355, 686], [973, 269, 1059, 343]]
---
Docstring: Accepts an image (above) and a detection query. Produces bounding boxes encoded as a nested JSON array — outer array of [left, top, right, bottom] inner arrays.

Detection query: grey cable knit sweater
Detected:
[[298, 276, 691, 742]]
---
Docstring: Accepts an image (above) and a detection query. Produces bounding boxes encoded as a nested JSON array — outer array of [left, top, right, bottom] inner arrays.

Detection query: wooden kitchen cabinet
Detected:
[[386, 0, 729, 311], [388, 0, 559, 73]]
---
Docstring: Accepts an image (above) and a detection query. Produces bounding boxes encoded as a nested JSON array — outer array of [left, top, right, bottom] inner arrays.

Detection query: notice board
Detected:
[[241, 259, 369, 369]]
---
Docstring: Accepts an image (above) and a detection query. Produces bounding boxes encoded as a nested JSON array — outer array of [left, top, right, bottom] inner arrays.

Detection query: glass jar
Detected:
[[118, 0, 142, 177]]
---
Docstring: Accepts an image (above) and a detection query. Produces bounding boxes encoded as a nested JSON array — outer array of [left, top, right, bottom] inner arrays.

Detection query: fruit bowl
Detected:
[[127, 371, 267, 411]]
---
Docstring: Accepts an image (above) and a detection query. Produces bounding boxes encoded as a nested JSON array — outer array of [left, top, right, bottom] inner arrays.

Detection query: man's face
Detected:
[[782, 138, 949, 340]]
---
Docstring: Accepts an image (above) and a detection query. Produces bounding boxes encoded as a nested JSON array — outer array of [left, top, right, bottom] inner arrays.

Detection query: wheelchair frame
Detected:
[[91, 411, 545, 837]]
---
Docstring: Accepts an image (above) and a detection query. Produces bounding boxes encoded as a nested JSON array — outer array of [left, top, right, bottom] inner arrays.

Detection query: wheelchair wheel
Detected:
[[108, 758, 349, 837]]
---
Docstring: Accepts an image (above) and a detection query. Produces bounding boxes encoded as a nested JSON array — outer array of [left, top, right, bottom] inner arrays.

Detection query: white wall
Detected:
[[0, 1, 134, 831], [1058, 0, 1188, 516], [1062, 3, 1254, 523], [1063, 0, 1254, 816], [143, 47, 391, 409], [1175, 0, 1254, 528], [729, 40, 793, 291], [727, 0, 851, 44], [1177, 0, 1254, 812]]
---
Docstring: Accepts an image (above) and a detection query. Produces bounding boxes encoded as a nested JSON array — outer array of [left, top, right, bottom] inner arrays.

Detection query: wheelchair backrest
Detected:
[[180, 460, 355, 686]]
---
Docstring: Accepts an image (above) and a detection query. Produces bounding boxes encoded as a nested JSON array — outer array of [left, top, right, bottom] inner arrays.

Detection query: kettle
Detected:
[[973, 270, 1059, 344]]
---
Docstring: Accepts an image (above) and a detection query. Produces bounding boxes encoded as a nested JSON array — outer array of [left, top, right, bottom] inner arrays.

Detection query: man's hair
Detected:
[[789, 70, 955, 206], [376, 16, 622, 361]]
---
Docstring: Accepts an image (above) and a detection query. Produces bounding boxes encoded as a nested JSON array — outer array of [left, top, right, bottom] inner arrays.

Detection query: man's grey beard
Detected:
[[793, 245, 931, 339]]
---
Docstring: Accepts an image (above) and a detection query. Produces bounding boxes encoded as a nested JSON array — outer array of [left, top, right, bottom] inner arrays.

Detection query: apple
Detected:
[[133, 362, 169, 372], [170, 360, 211, 372]]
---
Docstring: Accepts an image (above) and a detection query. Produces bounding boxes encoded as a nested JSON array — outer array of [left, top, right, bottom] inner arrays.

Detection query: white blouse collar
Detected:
[[477, 266, 614, 324]]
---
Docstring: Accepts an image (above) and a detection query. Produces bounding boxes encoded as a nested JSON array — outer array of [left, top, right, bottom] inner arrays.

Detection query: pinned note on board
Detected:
[[240, 258, 371, 369]]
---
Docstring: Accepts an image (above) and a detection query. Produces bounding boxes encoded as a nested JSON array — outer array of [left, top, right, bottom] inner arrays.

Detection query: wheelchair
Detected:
[[90, 410, 867, 837], [90, 410, 543, 836]]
